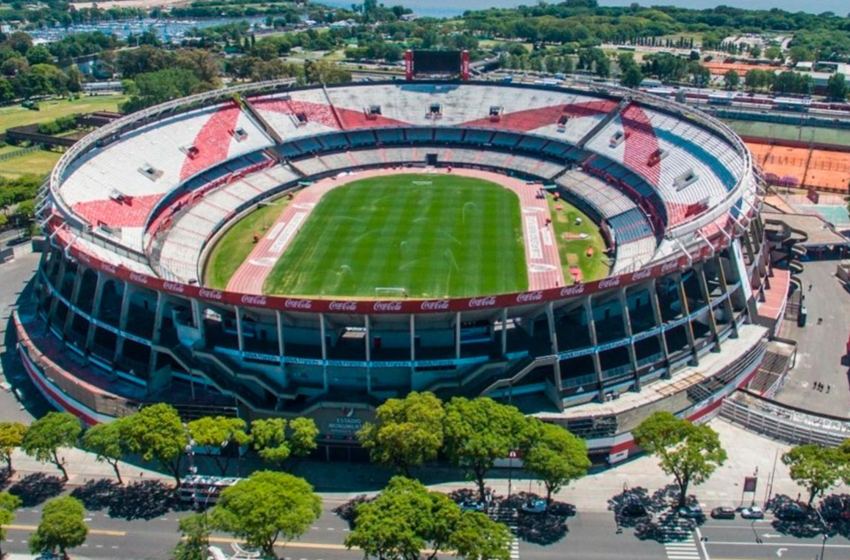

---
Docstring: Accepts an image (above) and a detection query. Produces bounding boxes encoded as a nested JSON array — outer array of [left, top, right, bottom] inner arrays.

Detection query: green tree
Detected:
[[173, 513, 212, 560], [750, 45, 762, 59], [188, 416, 249, 476], [287, 417, 319, 458], [21, 412, 81, 482], [764, 46, 783, 61], [632, 412, 727, 507], [621, 64, 643, 89], [0, 421, 27, 473], [523, 421, 590, 506], [29, 496, 88, 558], [81, 418, 129, 484], [781, 444, 845, 507], [211, 471, 321, 557], [250, 418, 291, 465], [826, 73, 848, 102], [123, 404, 188, 485], [345, 476, 510, 560], [358, 392, 445, 476], [723, 69, 740, 91], [0, 491, 22, 560], [443, 397, 530, 502]]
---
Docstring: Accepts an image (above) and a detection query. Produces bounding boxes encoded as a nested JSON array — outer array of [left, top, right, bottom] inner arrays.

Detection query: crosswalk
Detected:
[[509, 537, 520, 560], [664, 535, 701, 560]]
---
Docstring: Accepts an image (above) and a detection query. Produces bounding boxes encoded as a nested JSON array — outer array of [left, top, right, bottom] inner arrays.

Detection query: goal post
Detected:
[[375, 287, 408, 298]]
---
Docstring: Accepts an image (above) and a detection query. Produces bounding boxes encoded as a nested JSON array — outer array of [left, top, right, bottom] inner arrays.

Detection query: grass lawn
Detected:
[[723, 119, 850, 147], [546, 195, 610, 285], [0, 148, 61, 179], [0, 94, 127, 134], [263, 174, 527, 298], [204, 200, 289, 290]]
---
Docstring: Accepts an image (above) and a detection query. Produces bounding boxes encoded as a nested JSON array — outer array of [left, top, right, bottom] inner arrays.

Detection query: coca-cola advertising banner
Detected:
[[60, 228, 729, 316]]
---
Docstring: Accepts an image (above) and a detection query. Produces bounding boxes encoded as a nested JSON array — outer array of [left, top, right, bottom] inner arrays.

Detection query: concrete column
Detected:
[[716, 257, 739, 338], [86, 272, 106, 350], [192, 299, 206, 346], [501, 308, 508, 356], [648, 278, 671, 376], [618, 288, 640, 391], [275, 310, 285, 359], [455, 312, 461, 360], [235, 306, 244, 353], [319, 313, 328, 392], [364, 315, 371, 362], [47, 257, 67, 322], [151, 292, 166, 345], [546, 302, 559, 355], [696, 264, 721, 351], [409, 314, 416, 365], [676, 274, 699, 366], [583, 297, 604, 401]]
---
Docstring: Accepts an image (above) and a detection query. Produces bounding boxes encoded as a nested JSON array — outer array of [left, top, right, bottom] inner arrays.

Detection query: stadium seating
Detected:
[[155, 164, 300, 283], [59, 103, 272, 252]]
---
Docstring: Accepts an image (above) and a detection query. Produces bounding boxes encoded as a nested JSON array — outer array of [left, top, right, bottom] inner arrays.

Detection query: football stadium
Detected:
[[16, 78, 773, 462]]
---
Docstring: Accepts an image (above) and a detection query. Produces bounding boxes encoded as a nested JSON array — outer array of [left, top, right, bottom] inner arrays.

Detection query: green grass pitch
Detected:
[[263, 174, 528, 298]]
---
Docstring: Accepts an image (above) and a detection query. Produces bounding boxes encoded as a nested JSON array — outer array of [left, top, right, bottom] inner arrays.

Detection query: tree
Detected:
[[443, 397, 530, 502], [173, 513, 212, 560], [29, 496, 88, 558], [188, 416, 249, 476], [764, 46, 783, 61], [211, 471, 321, 557], [827, 73, 848, 102], [21, 412, 81, 482], [523, 421, 590, 506], [621, 65, 643, 89], [287, 417, 319, 458], [750, 45, 762, 59], [0, 491, 22, 560], [723, 69, 740, 91], [123, 404, 188, 485], [81, 418, 129, 484], [250, 418, 290, 465], [782, 444, 845, 507], [632, 412, 727, 507], [0, 421, 27, 473], [345, 476, 510, 560], [358, 392, 445, 476]]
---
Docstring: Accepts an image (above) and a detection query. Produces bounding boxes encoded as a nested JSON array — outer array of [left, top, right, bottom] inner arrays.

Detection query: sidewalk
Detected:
[[6, 418, 847, 513]]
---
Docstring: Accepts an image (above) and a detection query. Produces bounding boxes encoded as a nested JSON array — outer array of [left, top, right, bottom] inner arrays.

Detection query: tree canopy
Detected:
[[0, 491, 22, 560], [211, 470, 321, 557], [29, 496, 88, 557], [21, 412, 81, 482], [782, 444, 847, 507], [345, 476, 510, 560], [82, 418, 130, 484], [523, 420, 590, 506], [188, 416, 250, 476], [443, 397, 530, 502], [123, 403, 188, 485], [358, 391, 445, 476], [0, 421, 27, 473], [632, 412, 727, 507]]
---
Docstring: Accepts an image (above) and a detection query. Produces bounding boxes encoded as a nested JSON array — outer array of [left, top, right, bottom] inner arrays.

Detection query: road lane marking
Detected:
[[703, 541, 850, 548], [695, 527, 710, 560], [3, 524, 126, 537]]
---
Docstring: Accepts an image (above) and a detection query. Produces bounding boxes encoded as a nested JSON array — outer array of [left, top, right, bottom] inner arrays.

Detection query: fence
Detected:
[[720, 390, 850, 446]]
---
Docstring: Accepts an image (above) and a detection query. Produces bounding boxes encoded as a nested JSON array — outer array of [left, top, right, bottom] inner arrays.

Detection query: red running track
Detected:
[[225, 167, 565, 295]]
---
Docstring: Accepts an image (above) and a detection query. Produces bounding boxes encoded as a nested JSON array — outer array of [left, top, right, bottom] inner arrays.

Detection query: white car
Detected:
[[740, 506, 765, 519]]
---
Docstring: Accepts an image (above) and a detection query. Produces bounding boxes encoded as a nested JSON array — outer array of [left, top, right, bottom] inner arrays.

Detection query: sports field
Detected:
[[263, 174, 527, 298], [204, 200, 289, 289], [546, 195, 610, 284], [724, 119, 850, 147]]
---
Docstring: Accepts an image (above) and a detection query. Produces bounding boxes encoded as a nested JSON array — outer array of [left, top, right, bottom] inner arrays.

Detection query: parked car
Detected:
[[620, 500, 649, 518], [677, 505, 705, 519], [521, 498, 548, 514], [711, 506, 736, 519], [459, 500, 486, 512], [775, 503, 808, 521], [740, 506, 765, 519]]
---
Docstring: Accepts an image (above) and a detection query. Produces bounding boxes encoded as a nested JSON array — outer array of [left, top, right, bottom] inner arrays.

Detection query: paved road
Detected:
[[700, 516, 850, 560]]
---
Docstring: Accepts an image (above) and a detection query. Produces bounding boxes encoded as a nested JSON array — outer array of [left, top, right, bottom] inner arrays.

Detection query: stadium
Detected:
[[16, 77, 773, 463]]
